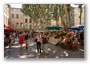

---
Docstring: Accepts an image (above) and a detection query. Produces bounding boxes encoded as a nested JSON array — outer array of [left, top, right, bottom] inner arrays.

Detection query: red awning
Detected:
[[4, 27, 11, 31], [4, 24, 13, 29], [4, 24, 16, 32]]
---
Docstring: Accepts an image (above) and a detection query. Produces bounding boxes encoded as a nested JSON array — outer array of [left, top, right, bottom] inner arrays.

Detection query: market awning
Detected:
[[68, 24, 84, 31], [46, 25, 62, 30], [71, 24, 84, 29], [68, 27, 81, 31], [4, 24, 17, 32]]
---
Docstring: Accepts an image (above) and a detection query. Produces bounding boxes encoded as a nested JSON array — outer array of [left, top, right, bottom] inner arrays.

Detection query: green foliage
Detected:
[[53, 5, 59, 21], [21, 4, 72, 30], [21, 4, 55, 25]]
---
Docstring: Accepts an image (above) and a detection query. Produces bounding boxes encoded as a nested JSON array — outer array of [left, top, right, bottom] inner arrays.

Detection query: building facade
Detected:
[[68, 7, 74, 28], [4, 4, 10, 25], [10, 7, 34, 31], [74, 7, 84, 25], [10, 8, 24, 31], [51, 19, 56, 26], [23, 16, 33, 30]]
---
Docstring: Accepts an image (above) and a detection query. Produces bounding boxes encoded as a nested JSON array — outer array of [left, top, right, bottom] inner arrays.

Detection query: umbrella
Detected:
[[71, 24, 84, 29], [79, 24, 84, 28], [46, 25, 62, 30], [68, 27, 81, 31]]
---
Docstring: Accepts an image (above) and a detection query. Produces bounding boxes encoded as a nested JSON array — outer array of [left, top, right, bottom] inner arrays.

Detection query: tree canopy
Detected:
[[21, 4, 73, 31]]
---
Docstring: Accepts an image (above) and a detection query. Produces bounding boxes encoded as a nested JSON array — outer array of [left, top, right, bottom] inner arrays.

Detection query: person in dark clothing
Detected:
[[80, 32, 84, 45], [24, 31, 29, 50], [5, 32, 11, 47], [34, 33, 42, 54], [42, 33, 49, 55]]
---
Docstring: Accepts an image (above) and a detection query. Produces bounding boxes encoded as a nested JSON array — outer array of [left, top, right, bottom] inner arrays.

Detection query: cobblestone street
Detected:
[[4, 39, 84, 58]]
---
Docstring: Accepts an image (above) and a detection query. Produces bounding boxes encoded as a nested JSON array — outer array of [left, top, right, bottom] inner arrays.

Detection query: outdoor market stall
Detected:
[[46, 25, 62, 30], [68, 24, 84, 31], [4, 24, 17, 32]]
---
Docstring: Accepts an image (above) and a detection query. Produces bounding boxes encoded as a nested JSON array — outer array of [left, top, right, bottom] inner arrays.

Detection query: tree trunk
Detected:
[[80, 7, 82, 24], [56, 20, 58, 26], [46, 19, 49, 26], [64, 4, 69, 31], [58, 5, 66, 31]]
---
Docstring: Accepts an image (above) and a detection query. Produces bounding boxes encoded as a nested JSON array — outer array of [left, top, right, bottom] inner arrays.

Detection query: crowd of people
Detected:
[[4, 29, 84, 55], [4, 30, 35, 49]]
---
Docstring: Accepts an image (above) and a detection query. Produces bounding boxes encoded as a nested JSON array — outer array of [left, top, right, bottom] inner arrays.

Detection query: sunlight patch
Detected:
[[29, 43, 35, 46], [64, 51, 68, 56], [27, 54, 34, 57], [19, 55, 27, 58], [12, 46, 20, 48], [78, 49, 84, 51], [5, 46, 9, 48], [55, 56, 59, 58], [61, 55, 63, 56], [53, 50, 56, 54], [48, 48, 51, 51], [31, 49, 38, 53], [36, 56, 39, 58]]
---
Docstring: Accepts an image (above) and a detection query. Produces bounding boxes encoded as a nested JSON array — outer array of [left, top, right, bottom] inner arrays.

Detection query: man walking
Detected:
[[24, 31, 29, 50]]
